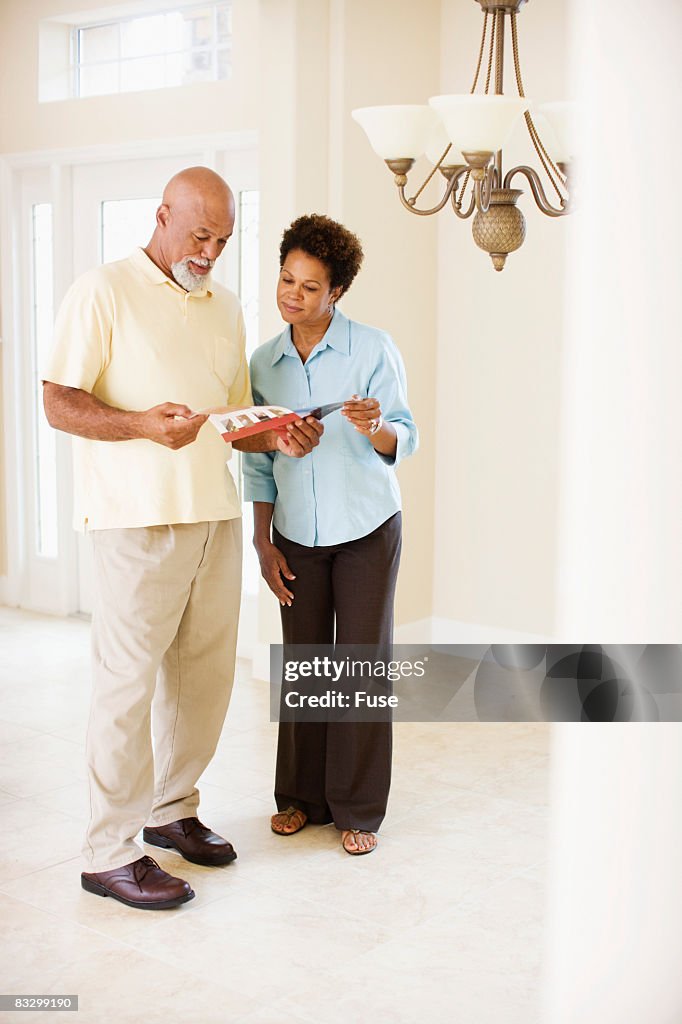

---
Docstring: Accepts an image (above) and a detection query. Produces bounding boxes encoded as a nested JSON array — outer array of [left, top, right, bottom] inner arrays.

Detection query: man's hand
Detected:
[[276, 416, 324, 458], [255, 539, 296, 606], [139, 403, 207, 450], [42, 383, 206, 446]]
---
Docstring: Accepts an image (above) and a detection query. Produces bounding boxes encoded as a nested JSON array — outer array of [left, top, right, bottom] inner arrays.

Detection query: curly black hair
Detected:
[[279, 214, 364, 297]]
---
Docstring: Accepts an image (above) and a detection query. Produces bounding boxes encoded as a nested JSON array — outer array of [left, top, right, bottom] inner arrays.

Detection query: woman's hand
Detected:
[[276, 416, 324, 457], [341, 395, 383, 437], [255, 539, 296, 606]]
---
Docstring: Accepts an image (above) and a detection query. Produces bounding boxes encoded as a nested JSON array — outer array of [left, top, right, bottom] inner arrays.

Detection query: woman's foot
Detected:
[[271, 806, 307, 836], [341, 829, 377, 855]]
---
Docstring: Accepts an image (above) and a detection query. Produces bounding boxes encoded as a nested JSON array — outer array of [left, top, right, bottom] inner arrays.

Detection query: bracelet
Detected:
[[368, 415, 383, 436]]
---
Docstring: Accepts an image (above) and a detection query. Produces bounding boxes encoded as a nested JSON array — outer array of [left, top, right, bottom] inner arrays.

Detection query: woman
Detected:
[[243, 214, 417, 855]]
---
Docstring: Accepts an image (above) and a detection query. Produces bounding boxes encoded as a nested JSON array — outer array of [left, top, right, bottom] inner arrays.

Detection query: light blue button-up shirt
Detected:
[[243, 308, 418, 547]]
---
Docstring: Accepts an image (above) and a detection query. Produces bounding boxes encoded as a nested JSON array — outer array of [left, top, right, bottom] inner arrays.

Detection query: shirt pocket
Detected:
[[212, 336, 242, 391]]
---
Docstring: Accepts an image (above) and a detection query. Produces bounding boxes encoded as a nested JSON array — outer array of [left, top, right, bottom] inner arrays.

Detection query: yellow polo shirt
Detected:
[[44, 247, 252, 531]]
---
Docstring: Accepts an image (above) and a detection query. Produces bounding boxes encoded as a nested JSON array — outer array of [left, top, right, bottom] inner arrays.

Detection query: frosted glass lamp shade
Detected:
[[428, 94, 529, 153], [538, 102, 575, 162], [425, 122, 465, 168], [352, 105, 438, 160]]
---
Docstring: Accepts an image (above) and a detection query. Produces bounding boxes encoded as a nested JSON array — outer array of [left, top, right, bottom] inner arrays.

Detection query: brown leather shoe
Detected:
[[81, 855, 194, 910], [143, 817, 237, 866]]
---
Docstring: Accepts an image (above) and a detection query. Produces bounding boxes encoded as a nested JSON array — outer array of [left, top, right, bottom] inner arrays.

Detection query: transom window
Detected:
[[73, 2, 232, 98]]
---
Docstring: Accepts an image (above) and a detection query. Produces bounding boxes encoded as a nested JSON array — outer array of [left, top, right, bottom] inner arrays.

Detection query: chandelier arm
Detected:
[[503, 165, 569, 217], [474, 170, 494, 214], [397, 170, 464, 217]]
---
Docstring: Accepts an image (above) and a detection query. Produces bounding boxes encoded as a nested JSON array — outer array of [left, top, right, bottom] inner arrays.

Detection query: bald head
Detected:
[[162, 166, 234, 212], [146, 166, 236, 290]]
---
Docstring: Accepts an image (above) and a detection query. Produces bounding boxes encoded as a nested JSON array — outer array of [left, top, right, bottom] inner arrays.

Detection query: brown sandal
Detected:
[[271, 806, 307, 836], [342, 829, 377, 855]]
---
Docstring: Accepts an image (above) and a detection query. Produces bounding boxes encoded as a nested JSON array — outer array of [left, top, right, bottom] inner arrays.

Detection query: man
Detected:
[[43, 167, 322, 910]]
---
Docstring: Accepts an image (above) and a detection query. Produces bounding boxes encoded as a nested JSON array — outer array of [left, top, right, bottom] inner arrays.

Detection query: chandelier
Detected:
[[352, 0, 573, 271]]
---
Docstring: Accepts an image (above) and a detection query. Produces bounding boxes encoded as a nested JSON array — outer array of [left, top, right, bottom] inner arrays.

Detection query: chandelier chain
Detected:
[[471, 12, 489, 93], [494, 10, 504, 94], [458, 8, 498, 211], [413, 0, 492, 207], [456, 169, 471, 210], [484, 11, 496, 95], [510, 12, 567, 201], [410, 148, 451, 205]]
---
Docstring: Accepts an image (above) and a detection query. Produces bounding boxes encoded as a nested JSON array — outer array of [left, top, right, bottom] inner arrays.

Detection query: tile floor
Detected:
[[0, 607, 551, 1023]]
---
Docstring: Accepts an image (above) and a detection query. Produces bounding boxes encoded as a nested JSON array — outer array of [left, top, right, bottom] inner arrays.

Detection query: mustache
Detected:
[[184, 256, 215, 269]]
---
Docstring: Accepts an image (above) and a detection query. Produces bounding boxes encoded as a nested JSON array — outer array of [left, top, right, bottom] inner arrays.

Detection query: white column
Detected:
[[544, 725, 682, 1022], [546, 1, 682, 1020]]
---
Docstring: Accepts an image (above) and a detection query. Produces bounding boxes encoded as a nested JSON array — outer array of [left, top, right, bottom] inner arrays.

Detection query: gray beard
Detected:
[[171, 257, 213, 291]]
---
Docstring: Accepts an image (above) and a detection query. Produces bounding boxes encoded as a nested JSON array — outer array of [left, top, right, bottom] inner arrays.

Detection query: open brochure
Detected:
[[205, 402, 344, 443]]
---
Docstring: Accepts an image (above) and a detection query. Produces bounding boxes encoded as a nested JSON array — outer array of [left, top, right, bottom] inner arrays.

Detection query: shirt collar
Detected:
[[129, 247, 213, 298], [271, 307, 350, 365]]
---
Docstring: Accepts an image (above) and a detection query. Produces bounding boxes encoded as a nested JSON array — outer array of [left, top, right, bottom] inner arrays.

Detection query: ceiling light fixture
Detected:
[[352, 0, 573, 271]]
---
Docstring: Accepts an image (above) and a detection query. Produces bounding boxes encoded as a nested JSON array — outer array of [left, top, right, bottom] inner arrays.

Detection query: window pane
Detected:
[[101, 198, 160, 264], [183, 48, 213, 85], [32, 204, 58, 559], [217, 46, 231, 80], [120, 14, 165, 59], [165, 11, 185, 51], [79, 62, 119, 98], [79, 23, 119, 65], [217, 4, 232, 43], [120, 55, 165, 93], [74, 3, 233, 98], [165, 51, 184, 88], [184, 8, 213, 48]]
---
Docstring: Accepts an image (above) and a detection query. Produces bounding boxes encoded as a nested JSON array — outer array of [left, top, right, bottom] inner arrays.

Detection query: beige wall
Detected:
[[434, 0, 570, 636], [0, 0, 259, 154], [327, 0, 440, 630]]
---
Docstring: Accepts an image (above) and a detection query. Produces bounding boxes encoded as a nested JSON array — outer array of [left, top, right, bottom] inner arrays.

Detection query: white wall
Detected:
[[556, 0, 682, 642]]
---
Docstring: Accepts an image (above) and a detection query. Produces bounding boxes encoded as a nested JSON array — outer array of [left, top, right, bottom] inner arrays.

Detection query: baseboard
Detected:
[[393, 617, 433, 644]]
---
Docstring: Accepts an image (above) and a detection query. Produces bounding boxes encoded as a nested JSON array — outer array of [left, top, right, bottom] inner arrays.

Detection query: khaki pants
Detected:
[[84, 519, 242, 872]]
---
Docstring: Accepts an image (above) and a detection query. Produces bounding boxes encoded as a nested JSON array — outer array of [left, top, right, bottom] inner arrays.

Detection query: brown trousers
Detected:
[[273, 512, 402, 832]]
